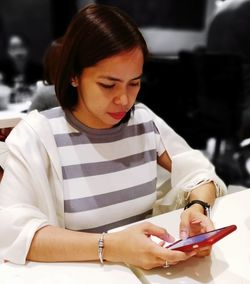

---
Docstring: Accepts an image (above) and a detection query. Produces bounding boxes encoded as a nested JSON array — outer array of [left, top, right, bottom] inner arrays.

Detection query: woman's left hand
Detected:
[[179, 207, 214, 256]]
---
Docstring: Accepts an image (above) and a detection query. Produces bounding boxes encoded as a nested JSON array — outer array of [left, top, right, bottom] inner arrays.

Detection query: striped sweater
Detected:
[[42, 104, 165, 232]]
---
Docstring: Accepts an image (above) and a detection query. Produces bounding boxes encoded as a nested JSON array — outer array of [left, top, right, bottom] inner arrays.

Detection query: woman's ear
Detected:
[[71, 76, 79, 87]]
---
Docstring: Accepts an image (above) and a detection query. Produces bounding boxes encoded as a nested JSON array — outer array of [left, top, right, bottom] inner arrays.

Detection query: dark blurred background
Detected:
[[0, 0, 211, 62], [1, 0, 250, 188], [0, 0, 78, 62]]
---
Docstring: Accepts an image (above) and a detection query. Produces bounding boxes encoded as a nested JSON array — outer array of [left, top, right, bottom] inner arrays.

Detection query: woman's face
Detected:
[[72, 47, 144, 129]]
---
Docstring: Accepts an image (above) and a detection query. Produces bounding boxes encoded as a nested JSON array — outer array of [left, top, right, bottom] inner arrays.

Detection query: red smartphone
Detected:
[[166, 224, 237, 252]]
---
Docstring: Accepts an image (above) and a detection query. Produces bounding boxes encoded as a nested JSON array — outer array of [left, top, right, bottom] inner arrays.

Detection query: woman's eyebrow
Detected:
[[131, 74, 143, 81], [98, 74, 142, 82]]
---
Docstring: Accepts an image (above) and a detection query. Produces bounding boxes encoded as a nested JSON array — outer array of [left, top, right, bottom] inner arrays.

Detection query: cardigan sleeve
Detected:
[[136, 103, 227, 213], [0, 118, 59, 264]]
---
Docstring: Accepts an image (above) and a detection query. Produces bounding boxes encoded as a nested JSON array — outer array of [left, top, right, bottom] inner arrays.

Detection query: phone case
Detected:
[[166, 224, 237, 252]]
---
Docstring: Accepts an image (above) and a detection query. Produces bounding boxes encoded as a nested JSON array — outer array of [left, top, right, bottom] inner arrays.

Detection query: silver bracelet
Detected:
[[98, 232, 105, 264]]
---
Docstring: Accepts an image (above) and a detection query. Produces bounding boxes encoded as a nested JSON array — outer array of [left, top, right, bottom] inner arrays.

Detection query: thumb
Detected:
[[179, 211, 190, 239]]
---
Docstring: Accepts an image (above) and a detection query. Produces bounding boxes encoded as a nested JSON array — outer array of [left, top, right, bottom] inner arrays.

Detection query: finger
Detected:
[[143, 222, 175, 243], [199, 216, 215, 232], [163, 250, 197, 267], [157, 247, 197, 263], [167, 261, 179, 266], [162, 260, 178, 268], [187, 212, 215, 236], [192, 214, 214, 233], [167, 251, 197, 264], [195, 246, 212, 257]]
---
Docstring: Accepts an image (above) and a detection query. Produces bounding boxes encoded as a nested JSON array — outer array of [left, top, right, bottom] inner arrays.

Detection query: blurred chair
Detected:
[[139, 51, 245, 185], [179, 49, 245, 185], [138, 56, 201, 147]]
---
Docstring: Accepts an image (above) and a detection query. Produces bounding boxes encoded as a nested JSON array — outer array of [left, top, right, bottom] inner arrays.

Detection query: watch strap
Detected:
[[184, 199, 211, 217]]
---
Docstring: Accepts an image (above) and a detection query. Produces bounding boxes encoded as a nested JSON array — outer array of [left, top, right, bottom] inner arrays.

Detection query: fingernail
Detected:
[[164, 233, 175, 242], [191, 218, 202, 224], [168, 235, 175, 242]]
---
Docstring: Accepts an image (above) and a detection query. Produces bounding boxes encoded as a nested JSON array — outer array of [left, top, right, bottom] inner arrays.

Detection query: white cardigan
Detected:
[[0, 105, 227, 264]]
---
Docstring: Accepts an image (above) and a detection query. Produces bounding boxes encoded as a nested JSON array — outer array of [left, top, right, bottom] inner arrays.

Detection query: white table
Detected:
[[0, 261, 142, 284], [0, 102, 29, 166], [127, 189, 250, 284], [0, 102, 29, 128], [1, 189, 249, 284]]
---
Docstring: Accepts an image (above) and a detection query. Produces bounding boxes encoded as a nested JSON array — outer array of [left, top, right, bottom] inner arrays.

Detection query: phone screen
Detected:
[[167, 224, 237, 251]]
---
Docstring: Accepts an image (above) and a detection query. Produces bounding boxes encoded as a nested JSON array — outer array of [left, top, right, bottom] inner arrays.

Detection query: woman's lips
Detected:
[[108, 112, 126, 120]]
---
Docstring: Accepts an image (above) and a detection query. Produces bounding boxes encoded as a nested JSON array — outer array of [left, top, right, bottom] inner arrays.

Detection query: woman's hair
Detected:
[[55, 3, 148, 111], [43, 37, 63, 85]]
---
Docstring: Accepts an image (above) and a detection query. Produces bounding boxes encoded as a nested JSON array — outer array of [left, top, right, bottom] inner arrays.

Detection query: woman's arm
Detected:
[[157, 151, 172, 171], [27, 225, 100, 262], [157, 149, 218, 236], [187, 182, 216, 212], [180, 182, 216, 234], [27, 222, 196, 270]]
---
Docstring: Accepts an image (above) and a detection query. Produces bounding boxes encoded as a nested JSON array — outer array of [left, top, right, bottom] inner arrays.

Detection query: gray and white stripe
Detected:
[[42, 106, 164, 232]]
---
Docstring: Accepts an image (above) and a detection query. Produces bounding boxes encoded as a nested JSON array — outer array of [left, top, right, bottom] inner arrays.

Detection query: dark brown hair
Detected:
[[43, 37, 63, 85], [55, 3, 148, 111]]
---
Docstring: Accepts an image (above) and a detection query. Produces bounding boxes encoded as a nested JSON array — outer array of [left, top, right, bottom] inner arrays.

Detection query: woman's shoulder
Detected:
[[7, 107, 62, 152], [134, 102, 151, 112], [26, 106, 62, 121], [18, 106, 63, 136], [133, 102, 155, 120], [133, 102, 166, 126]]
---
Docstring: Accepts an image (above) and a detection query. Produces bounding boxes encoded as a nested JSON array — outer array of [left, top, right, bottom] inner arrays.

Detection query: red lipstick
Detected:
[[108, 112, 126, 120]]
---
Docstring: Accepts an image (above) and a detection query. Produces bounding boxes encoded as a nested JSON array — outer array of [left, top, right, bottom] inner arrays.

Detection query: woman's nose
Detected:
[[114, 93, 129, 106]]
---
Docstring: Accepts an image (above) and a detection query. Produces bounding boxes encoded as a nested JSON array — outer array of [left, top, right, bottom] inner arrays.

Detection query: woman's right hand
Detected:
[[104, 221, 196, 270]]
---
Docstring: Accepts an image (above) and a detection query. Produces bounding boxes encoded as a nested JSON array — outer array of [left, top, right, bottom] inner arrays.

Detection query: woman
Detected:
[[0, 4, 226, 270]]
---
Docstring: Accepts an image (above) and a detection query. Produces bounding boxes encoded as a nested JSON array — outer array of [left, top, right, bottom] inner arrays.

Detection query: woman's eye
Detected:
[[99, 83, 115, 89], [129, 81, 140, 87]]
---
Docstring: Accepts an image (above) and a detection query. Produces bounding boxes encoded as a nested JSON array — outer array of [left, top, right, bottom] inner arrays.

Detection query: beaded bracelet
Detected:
[[98, 232, 105, 264]]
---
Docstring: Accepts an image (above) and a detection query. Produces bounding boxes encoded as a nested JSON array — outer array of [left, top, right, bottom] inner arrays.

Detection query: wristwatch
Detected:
[[184, 199, 211, 217]]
